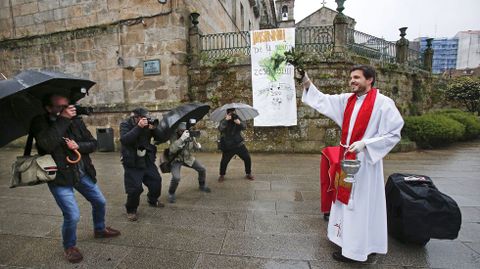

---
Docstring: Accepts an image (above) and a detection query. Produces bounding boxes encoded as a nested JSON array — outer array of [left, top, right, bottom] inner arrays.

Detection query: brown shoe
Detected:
[[65, 246, 83, 263], [218, 175, 225, 182], [127, 213, 138, 222], [245, 174, 255, 180], [94, 226, 121, 238]]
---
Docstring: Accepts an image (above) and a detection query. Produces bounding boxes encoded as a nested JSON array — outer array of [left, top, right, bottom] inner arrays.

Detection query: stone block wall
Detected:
[[188, 57, 436, 153], [0, 0, 175, 39]]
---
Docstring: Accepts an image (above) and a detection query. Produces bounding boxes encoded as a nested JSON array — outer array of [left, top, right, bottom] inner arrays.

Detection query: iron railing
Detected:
[[200, 31, 251, 59], [295, 26, 334, 54], [199, 27, 425, 69], [200, 26, 334, 59], [347, 29, 396, 63]]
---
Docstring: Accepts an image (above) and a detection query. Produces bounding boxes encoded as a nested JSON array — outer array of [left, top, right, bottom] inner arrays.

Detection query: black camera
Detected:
[[230, 113, 239, 121], [146, 117, 159, 126], [189, 130, 201, 138], [74, 105, 93, 116], [187, 119, 201, 138]]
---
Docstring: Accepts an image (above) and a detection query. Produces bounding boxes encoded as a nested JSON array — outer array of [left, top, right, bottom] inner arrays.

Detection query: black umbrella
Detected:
[[0, 70, 95, 148], [156, 103, 211, 143]]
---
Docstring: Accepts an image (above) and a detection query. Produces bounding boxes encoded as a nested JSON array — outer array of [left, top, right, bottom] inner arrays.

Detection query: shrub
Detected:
[[403, 114, 465, 148], [437, 109, 480, 140], [445, 77, 480, 113]]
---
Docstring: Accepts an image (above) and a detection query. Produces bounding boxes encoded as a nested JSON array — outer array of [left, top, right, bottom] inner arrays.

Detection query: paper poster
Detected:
[[250, 28, 297, 126]]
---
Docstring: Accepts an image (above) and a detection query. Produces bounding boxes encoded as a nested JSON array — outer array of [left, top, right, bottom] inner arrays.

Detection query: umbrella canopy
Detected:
[[0, 70, 95, 148], [210, 103, 259, 122], [156, 103, 211, 143]]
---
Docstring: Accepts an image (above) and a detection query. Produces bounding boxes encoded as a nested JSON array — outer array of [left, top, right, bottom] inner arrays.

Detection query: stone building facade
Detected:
[[0, 0, 277, 147]]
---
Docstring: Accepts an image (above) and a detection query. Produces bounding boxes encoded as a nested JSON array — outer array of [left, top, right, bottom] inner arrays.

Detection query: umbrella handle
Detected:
[[66, 149, 82, 164]]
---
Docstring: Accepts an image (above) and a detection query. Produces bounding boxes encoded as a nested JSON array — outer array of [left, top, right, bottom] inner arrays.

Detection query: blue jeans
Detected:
[[48, 175, 106, 249]]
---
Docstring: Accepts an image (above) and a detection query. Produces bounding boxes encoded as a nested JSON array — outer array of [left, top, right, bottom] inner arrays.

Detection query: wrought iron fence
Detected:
[[199, 26, 334, 59], [200, 31, 251, 59], [199, 27, 425, 69], [295, 26, 334, 53], [347, 29, 396, 63]]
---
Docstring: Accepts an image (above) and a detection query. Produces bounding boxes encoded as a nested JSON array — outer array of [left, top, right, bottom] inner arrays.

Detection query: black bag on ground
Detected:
[[385, 173, 462, 245], [159, 148, 173, 173]]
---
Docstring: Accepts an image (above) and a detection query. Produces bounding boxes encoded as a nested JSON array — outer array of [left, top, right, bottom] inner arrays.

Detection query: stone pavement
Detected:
[[0, 141, 479, 269]]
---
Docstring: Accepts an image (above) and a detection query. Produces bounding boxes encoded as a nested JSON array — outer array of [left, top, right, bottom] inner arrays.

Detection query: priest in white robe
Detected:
[[301, 65, 404, 262]]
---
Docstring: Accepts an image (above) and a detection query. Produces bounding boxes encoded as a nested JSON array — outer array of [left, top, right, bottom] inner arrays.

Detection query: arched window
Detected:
[[281, 5, 288, 21]]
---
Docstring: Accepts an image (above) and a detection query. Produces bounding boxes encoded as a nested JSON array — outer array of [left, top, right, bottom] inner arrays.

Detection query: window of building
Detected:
[[282, 5, 288, 21]]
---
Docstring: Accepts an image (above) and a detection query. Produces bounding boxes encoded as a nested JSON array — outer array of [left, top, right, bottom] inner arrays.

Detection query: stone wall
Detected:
[[188, 56, 436, 153], [0, 0, 175, 40], [0, 1, 193, 148], [188, 0, 261, 34]]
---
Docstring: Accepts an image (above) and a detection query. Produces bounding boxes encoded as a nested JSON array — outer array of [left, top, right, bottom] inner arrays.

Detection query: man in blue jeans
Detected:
[[30, 94, 120, 263]]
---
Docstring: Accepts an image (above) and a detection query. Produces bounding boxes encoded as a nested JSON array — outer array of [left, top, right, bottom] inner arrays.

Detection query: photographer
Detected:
[[167, 122, 210, 203], [218, 108, 254, 182], [30, 93, 120, 263], [120, 108, 165, 221]]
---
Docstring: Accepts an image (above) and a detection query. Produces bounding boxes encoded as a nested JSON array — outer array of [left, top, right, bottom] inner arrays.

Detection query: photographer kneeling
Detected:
[[120, 108, 165, 221], [168, 122, 210, 203]]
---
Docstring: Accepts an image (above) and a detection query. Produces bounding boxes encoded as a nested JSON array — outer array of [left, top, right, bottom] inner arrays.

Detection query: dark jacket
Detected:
[[120, 117, 165, 168], [218, 119, 246, 151], [30, 114, 98, 186]]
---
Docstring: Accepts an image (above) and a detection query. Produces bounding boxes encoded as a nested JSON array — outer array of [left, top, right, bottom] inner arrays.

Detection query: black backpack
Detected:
[[385, 173, 462, 245]]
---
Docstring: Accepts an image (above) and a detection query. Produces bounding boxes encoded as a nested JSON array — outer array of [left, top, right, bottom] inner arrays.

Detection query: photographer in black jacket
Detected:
[[120, 107, 166, 221], [31, 93, 120, 263], [218, 108, 254, 182]]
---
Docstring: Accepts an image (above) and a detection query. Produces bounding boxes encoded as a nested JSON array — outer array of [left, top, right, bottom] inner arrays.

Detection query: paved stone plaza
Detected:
[[0, 141, 479, 269]]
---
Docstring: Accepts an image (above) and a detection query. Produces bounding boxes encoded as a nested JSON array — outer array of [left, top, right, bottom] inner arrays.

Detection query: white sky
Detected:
[[294, 0, 480, 41]]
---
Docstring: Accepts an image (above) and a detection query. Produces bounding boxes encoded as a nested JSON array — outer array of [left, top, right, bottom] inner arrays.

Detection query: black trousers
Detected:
[[220, 144, 252, 176], [123, 160, 162, 213]]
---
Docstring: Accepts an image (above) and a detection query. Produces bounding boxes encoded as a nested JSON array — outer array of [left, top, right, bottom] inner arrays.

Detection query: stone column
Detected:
[[395, 27, 409, 64], [188, 12, 201, 68], [423, 38, 434, 72], [333, 0, 348, 55]]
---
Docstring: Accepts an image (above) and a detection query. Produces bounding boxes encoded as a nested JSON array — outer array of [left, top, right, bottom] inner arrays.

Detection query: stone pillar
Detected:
[[423, 38, 434, 72], [333, 0, 348, 55], [188, 12, 201, 68], [395, 27, 409, 64]]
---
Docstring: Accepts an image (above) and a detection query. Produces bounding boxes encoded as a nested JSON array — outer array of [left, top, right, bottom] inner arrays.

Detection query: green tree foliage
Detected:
[[445, 77, 480, 113]]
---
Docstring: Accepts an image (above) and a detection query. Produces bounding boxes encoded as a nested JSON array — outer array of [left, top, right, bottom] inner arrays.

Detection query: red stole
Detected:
[[320, 89, 377, 209]]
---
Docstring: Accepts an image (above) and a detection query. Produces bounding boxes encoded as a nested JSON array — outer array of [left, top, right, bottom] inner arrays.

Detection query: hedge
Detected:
[[403, 114, 465, 148], [437, 109, 480, 140]]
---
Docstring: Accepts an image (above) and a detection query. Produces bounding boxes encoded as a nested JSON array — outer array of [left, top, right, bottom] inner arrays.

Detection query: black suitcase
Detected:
[[385, 173, 462, 245]]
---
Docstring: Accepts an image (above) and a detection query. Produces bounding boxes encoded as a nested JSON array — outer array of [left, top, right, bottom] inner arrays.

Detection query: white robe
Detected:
[[302, 84, 404, 261]]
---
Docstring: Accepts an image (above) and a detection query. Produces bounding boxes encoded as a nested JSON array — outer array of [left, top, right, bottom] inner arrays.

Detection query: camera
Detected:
[[187, 118, 201, 138], [231, 113, 239, 121], [74, 105, 93, 116], [146, 117, 159, 126]]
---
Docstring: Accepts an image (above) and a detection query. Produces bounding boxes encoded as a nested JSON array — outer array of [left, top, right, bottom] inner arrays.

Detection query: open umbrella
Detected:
[[156, 103, 211, 143], [210, 103, 259, 122], [0, 70, 95, 148]]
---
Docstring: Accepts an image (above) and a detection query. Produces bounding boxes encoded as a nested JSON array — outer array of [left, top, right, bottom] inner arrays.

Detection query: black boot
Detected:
[[199, 181, 211, 193]]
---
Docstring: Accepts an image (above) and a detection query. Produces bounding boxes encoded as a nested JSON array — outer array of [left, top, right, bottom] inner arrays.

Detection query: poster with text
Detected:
[[251, 28, 297, 127]]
